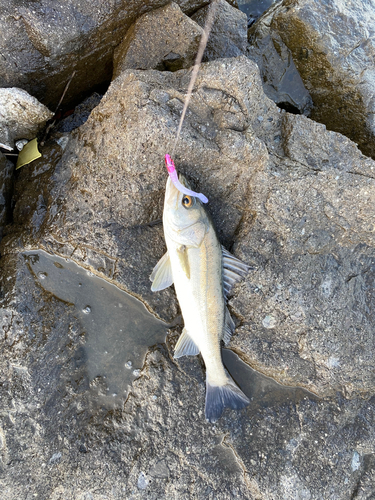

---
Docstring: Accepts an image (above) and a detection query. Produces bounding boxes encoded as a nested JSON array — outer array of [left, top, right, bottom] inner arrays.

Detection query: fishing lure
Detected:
[[165, 154, 208, 204]]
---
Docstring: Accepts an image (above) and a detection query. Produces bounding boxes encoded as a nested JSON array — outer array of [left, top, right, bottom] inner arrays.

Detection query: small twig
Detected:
[[40, 70, 76, 146], [54, 70, 76, 115]]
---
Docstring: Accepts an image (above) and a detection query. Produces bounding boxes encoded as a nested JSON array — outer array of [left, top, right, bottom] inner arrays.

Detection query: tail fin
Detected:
[[205, 373, 250, 422]]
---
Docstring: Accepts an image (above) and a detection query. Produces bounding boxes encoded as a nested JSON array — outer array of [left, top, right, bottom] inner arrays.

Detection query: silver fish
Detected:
[[150, 174, 250, 421]]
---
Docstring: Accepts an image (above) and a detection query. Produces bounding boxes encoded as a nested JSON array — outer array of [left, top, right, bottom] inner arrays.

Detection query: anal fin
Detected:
[[174, 328, 200, 358]]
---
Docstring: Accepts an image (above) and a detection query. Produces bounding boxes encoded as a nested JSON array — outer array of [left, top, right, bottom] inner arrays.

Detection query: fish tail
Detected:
[[205, 372, 250, 423]]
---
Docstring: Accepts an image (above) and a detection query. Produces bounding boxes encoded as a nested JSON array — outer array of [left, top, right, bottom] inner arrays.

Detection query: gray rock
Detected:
[[113, 3, 203, 78], [0, 88, 53, 150], [232, 111, 375, 397], [0, 153, 14, 242], [0, 258, 374, 499], [0, 0, 209, 109], [3, 54, 375, 397], [192, 0, 248, 61], [248, 6, 312, 115], [56, 93, 103, 133], [1, 56, 375, 499], [237, 0, 277, 25], [258, 0, 375, 159]]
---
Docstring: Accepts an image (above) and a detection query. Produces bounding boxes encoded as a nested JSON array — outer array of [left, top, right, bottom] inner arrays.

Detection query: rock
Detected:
[[10, 59, 268, 324], [0, 259, 374, 499], [2, 54, 375, 397], [1, 56, 375, 498], [237, 0, 277, 26], [231, 113, 375, 397], [192, 0, 248, 60], [0, 153, 14, 242], [248, 6, 312, 114], [56, 93, 103, 133], [113, 3, 203, 78], [0, 0, 209, 110], [9, 140, 63, 245], [257, 0, 375, 159], [0, 88, 53, 150]]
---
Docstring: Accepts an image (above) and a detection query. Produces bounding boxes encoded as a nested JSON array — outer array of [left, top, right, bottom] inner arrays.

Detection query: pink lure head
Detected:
[[165, 154, 175, 174], [164, 154, 209, 204]]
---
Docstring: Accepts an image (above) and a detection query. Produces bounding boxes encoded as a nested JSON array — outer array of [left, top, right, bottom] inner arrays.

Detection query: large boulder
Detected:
[[0, 0, 209, 109], [251, 0, 375, 159], [231, 111, 375, 396], [1, 56, 374, 498]]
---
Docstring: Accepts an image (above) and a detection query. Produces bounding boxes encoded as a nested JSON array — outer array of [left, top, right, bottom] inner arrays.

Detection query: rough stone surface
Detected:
[[231, 112, 375, 397], [258, 0, 375, 159], [113, 3, 203, 78], [56, 93, 103, 133], [0, 153, 14, 241], [0, 88, 53, 150], [1, 56, 375, 498], [0, 0, 209, 109], [248, 5, 312, 114], [237, 0, 277, 26], [192, 0, 248, 61]]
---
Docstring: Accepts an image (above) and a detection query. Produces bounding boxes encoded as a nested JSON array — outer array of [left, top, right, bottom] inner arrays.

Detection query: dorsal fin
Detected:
[[222, 246, 250, 299]]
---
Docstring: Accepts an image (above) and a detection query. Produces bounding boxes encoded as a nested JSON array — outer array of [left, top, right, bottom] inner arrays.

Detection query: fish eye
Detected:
[[182, 195, 193, 208]]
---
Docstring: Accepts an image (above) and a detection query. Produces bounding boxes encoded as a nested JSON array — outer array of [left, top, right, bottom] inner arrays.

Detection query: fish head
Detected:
[[163, 174, 209, 248]]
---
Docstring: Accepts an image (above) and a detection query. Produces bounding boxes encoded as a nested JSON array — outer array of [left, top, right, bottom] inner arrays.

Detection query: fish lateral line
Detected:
[[165, 154, 209, 204]]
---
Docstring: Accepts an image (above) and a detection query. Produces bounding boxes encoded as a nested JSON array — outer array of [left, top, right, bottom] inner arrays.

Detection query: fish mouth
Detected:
[[165, 177, 180, 210], [165, 174, 191, 210]]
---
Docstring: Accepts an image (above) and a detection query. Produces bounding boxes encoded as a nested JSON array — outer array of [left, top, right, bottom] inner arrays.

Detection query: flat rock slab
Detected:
[[232, 115, 375, 397], [0, 265, 374, 499]]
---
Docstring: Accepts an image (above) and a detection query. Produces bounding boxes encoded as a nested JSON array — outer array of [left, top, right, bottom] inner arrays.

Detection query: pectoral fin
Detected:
[[222, 246, 250, 299], [150, 252, 173, 291], [177, 245, 190, 279], [174, 328, 200, 358]]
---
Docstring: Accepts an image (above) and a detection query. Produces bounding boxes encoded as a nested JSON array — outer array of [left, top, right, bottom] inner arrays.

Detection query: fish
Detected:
[[150, 173, 250, 421]]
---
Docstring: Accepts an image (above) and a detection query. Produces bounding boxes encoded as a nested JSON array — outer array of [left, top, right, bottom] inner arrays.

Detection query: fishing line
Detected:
[[165, 0, 218, 203], [171, 0, 218, 157]]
